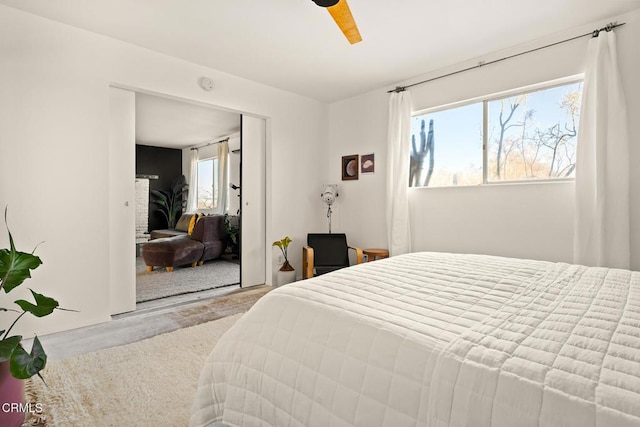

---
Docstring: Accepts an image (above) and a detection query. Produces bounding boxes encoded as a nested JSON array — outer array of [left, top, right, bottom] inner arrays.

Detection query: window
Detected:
[[197, 158, 218, 209], [410, 80, 582, 188], [410, 102, 483, 187]]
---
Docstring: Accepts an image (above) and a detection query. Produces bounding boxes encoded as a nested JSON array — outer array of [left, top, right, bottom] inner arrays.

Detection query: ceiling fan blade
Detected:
[[326, 0, 362, 45]]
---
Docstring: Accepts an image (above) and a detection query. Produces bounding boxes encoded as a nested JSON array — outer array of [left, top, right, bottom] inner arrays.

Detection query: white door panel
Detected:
[[241, 116, 266, 287], [109, 87, 136, 314]]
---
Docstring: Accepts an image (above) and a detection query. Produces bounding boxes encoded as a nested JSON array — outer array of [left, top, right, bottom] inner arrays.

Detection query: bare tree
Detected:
[[526, 90, 579, 178], [495, 98, 521, 179], [502, 109, 532, 178]]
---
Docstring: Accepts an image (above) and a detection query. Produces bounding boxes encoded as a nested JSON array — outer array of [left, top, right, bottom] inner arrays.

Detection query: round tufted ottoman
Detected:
[[141, 236, 204, 272]]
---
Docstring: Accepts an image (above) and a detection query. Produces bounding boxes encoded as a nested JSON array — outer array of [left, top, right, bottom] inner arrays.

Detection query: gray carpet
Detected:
[[136, 257, 240, 303]]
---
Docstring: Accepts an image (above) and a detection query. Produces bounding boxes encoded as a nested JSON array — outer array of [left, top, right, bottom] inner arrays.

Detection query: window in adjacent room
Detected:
[[410, 79, 582, 188], [197, 158, 219, 209]]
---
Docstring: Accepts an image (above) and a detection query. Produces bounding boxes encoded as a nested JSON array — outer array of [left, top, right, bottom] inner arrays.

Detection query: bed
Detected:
[[190, 252, 640, 427]]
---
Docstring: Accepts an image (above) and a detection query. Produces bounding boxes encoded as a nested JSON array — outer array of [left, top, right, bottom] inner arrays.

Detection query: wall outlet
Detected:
[[277, 255, 284, 264]]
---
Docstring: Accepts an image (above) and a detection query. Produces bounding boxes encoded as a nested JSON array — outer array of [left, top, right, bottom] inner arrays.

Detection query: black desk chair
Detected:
[[302, 233, 363, 279]]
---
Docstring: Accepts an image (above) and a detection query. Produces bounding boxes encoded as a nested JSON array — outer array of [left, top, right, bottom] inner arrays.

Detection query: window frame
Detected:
[[410, 74, 584, 188]]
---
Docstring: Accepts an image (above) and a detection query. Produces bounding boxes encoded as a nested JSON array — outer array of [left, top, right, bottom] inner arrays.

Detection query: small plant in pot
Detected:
[[0, 209, 67, 426], [272, 236, 296, 286]]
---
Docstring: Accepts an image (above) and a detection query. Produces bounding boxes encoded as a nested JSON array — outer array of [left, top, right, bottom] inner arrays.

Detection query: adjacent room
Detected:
[[1, 0, 639, 426], [134, 92, 242, 305]]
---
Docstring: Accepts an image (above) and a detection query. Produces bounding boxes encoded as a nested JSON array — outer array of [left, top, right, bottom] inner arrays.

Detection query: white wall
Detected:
[[327, 9, 640, 268], [0, 5, 327, 336]]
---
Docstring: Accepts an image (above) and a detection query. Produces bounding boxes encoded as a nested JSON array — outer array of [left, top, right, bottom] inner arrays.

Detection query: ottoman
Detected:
[[141, 235, 204, 272]]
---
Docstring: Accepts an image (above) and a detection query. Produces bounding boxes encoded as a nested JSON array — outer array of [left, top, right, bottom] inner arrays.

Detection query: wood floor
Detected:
[[33, 285, 271, 361]]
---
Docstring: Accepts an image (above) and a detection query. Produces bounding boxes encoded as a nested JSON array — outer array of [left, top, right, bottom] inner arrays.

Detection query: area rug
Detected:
[[136, 257, 240, 303], [23, 313, 242, 426]]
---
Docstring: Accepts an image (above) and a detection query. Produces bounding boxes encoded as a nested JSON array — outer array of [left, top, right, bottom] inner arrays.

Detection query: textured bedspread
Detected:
[[190, 252, 640, 427]]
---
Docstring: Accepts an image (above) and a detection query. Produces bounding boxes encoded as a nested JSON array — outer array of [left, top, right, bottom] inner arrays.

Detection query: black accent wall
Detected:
[[136, 144, 183, 231]]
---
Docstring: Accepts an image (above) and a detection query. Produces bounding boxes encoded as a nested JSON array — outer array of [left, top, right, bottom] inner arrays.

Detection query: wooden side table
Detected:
[[363, 248, 389, 262]]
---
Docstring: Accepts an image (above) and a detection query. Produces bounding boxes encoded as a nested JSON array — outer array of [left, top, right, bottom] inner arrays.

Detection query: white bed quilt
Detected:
[[190, 253, 640, 427]]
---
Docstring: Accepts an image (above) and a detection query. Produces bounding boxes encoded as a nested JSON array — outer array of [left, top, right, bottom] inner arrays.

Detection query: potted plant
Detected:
[[272, 236, 295, 286], [224, 213, 240, 256], [151, 175, 189, 229], [0, 209, 65, 426]]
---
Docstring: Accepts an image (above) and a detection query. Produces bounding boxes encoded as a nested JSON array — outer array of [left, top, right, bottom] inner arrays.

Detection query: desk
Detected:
[[363, 248, 389, 262]]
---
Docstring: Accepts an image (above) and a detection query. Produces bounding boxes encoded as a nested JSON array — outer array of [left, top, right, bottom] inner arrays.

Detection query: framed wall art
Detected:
[[341, 154, 359, 181], [361, 153, 375, 173]]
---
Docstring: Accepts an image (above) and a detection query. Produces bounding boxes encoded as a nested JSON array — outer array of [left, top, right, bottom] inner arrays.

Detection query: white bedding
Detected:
[[190, 252, 640, 427]]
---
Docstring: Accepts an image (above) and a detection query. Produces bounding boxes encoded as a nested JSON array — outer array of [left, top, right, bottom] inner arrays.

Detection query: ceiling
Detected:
[[135, 93, 240, 149], [1, 0, 639, 102]]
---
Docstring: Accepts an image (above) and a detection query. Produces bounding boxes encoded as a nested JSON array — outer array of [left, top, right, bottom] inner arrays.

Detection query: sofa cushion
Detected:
[[191, 215, 222, 243], [187, 215, 197, 235], [175, 213, 194, 232], [150, 229, 187, 240], [190, 215, 227, 261], [188, 213, 204, 235]]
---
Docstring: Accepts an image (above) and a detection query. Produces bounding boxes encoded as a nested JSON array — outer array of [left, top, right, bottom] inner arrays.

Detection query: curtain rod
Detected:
[[388, 22, 625, 94], [191, 137, 230, 150]]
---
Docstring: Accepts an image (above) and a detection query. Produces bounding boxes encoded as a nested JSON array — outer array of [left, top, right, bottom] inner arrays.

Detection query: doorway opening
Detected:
[[134, 92, 241, 305], [109, 86, 267, 316]]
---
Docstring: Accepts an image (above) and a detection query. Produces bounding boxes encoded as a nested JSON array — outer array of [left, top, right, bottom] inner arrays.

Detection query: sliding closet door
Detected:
[[240, 115, 266, 287], [108, 87, 136, 314]]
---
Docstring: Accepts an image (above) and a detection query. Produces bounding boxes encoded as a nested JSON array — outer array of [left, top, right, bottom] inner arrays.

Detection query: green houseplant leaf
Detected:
[[0, 335, 22, 363], [224, 214, 240, 254], [272, 236, 292, 263], [9, 336, 47, 380], [0, 248, 42, 293], [0, 209, 43, 293], [150, 176, 189, 229], [0, 207, 71, 382], [14, 290, 59, 317]]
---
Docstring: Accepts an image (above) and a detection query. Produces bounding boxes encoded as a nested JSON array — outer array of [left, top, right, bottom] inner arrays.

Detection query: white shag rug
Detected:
[[136, 257, 240, 303], [24, 313, 242, 426]]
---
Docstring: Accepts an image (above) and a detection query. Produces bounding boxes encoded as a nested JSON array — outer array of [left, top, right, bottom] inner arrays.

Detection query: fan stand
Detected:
[[327, 205, 333, 234], [321, 184, 338, 234]]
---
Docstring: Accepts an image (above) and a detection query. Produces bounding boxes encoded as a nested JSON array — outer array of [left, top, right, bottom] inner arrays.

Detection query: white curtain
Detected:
[[186, 148, 199, 213], [574, 30, 629, 269], [386, 90, 412, 256], [216, 141, 229, 214]]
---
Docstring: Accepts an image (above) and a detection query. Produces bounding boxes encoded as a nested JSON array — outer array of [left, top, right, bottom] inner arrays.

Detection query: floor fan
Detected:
[[321, 184, 339, 233]]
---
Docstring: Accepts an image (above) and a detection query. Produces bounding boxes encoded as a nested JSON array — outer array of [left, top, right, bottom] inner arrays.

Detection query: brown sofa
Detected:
[[141, 215, 227, 272]]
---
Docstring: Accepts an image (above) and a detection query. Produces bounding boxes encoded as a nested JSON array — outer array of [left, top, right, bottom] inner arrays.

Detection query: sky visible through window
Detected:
[[411, 102, 482, 186], [197, 159, 214, 208], [410, 82, 582, 187]]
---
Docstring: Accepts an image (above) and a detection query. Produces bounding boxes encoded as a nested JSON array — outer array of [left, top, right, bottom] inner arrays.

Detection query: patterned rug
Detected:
[[136, 257, 240, 303]]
